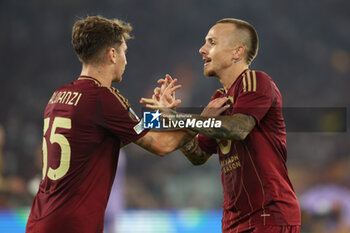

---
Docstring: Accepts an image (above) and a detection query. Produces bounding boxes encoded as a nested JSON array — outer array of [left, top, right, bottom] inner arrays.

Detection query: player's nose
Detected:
[[199, 44, 206, 55]]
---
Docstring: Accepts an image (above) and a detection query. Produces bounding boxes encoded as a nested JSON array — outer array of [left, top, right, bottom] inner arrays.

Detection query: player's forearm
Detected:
[[180, 138, 212, 165], [156, 129, 197, 154], [135, 130, 196, 156], [190, 114, 254, 140], [165, 109, 256, 141]]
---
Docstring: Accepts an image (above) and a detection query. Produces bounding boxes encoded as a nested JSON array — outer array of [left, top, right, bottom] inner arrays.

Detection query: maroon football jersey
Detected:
[[26, 76, 148, 233], [198, 70, 301, 232]]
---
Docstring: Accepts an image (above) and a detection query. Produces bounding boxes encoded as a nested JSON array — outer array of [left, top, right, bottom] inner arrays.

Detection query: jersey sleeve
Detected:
[[98, 87, 149, 145], [232, 71, 274, 125]]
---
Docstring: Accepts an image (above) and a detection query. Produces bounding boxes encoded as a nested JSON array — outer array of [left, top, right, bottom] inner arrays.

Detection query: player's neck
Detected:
[[219, 63, 249, 92], [80, 63, 113, 87]]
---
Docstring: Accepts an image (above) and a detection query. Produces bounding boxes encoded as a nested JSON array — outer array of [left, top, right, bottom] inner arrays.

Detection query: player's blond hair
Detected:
[[216, 18, 259, 65], [72, 15, 133, 64]]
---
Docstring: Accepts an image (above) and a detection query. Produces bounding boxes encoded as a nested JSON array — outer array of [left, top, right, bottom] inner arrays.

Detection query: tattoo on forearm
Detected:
[[167, 109, 256, 140], [177, 131, 197, 150], [191, 114, 255, 140], [183, 138, 197, 153], [180, 138, 211, 165]]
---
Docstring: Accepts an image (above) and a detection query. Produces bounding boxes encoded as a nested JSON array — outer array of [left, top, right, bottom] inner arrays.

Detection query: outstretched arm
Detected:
[[134, 129, 196, 156], [191, 96, 256, 140], [171, 111, 256, 141]]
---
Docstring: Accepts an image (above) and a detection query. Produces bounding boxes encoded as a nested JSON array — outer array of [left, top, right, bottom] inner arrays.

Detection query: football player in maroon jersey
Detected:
[[26, 15, 195, 233], [142, 18, 301, 233]]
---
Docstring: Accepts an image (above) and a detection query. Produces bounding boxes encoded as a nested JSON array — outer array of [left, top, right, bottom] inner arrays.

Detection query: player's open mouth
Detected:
[[203, 57, 211, 66]]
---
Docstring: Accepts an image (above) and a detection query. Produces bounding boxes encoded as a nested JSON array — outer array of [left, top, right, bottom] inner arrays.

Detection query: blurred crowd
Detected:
[[0, 0, 349, 232]]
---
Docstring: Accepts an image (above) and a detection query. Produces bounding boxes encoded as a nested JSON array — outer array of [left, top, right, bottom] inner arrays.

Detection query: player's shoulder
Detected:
[[251, 70, 275, 88], [243, 69, 272, 80], [99, 86, 130, 110], [240, 69, 273, 91], [53, 78, 99, 93]]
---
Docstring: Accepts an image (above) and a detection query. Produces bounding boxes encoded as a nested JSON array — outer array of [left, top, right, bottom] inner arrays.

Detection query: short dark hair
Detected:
[[72, 15, 133, 63], [216, 18, 259, 65]]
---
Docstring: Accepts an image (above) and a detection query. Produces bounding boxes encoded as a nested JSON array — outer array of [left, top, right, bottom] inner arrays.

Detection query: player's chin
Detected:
[[203, 69, 216, 77], [113, 76, 123, 83]]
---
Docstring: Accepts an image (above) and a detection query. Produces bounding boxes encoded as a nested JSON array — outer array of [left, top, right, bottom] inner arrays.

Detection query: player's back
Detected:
[[26, 77, 122, 233]]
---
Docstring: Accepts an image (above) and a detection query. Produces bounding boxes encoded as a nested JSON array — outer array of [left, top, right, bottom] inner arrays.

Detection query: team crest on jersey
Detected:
[[128, 107, 140, 122]]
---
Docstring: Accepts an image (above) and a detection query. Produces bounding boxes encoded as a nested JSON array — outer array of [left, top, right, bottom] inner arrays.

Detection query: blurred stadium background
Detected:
[[0, 0, 349, 232]]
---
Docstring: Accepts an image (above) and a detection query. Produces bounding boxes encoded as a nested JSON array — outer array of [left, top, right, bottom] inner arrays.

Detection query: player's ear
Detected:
[[232, 45, 245, 63], [107, 47, 117, 64]]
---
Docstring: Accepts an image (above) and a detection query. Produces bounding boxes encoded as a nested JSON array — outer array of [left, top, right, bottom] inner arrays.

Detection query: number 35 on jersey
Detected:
[[42, 117, 72, 180]]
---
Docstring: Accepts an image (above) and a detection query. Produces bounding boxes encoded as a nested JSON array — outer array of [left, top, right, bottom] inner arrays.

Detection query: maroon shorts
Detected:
[[240, 225, 300, 233]]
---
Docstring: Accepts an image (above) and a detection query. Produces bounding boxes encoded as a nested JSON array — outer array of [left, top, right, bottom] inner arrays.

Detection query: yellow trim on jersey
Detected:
[[107, 87, 129, 110], [247, 71, 252, 92], [114, 88, 130, 107], [252, 71, 257, 92], [78, 77, 101, 86], [242, 73, 247, 92], [216, 88, 225, 94], [242, 70, 257, 93]]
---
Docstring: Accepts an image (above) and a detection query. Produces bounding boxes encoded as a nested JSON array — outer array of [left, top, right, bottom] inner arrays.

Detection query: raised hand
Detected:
[[140, 74, 182, 109], [201, 97, 230, 117]]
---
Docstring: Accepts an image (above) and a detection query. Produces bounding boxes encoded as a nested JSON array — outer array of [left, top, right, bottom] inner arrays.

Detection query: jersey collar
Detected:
[[78, 75, 102, 86]]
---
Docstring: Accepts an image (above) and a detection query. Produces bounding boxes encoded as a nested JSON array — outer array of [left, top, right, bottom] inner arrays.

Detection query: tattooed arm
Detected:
[[166, 109, 256, 141], [173, 113, 254, 165], [180, 137, 213, 165], [176, 108, 255, 165], [140, 80, 255, 141], [192, 113, 256, 140]]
